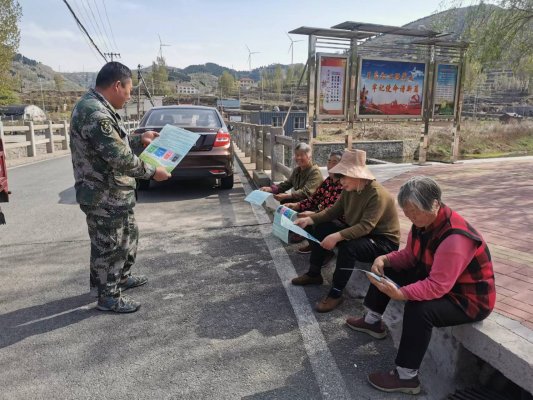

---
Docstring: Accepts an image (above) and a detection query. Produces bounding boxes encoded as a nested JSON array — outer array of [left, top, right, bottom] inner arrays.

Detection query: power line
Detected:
[[85, 0, 112, 53], [101, 0, 119, 52], [76, 0, 109, 53], [62, 0, 107, 62], [69, 1, 102, 65], [74, 0, 103, 49], [91, 0, 114, 53]]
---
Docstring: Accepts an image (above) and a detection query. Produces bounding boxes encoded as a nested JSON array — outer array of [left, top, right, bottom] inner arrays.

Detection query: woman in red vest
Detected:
[[346, 176, 496, 395]]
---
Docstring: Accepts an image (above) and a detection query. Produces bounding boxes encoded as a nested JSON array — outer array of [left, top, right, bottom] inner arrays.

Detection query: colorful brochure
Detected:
[[139, 124, 200, 173], [245, 190, 273, 206], [277, 212, 321, 244], [272, 206, 299, 243]]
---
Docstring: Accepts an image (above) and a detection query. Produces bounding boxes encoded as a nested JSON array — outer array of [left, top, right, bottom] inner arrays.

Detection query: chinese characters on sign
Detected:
[[358, 59, 426, 117], [434, 64, 458, 116], [318, 55, 347, 117]]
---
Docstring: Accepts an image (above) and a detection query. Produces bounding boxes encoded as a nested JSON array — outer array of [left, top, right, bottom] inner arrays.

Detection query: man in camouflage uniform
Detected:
[[70, 62, 170, 313]]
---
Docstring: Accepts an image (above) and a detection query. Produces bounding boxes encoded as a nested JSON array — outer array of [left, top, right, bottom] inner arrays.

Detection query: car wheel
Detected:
[[220, 174, 234, 189], [137, 179, 151, 190]]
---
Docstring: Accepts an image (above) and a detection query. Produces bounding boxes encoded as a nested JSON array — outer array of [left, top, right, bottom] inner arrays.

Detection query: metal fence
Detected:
[[231, 122, 309, 183]]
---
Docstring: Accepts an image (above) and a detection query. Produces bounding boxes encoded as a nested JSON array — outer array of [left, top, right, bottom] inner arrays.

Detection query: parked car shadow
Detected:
[[137, 178, 237, 203], [0, 293, 95, 349]]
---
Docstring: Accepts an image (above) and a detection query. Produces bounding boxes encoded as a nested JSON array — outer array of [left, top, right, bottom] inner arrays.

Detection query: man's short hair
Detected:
[[95, 62, 132, 88], [294, 142, 311, 155]]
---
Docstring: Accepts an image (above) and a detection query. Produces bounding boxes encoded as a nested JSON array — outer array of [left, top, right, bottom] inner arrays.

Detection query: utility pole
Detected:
[[104, 52, 121, 61], [137, 65, 141, 119]]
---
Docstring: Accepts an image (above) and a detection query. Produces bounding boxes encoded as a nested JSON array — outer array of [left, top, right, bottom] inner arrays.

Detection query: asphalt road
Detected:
[[0, 156, 418, 400]]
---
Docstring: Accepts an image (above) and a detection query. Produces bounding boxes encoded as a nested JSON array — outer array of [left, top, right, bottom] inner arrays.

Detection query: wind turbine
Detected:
[[158, 34, 171, 61], [287, 33, 303, 65], [245, 44, 259, 71]]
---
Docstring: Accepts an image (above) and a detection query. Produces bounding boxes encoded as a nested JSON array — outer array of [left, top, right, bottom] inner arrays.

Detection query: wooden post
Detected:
[[347, 37, 359, 129], [344, 133, 353, 150], [451, 48, 466, 163], [418, 44, 435, 165], [62, 120, 69, 150], [307, 35, 317, 138], [46, 120, 55, 153], [25, 121, 36, 157]]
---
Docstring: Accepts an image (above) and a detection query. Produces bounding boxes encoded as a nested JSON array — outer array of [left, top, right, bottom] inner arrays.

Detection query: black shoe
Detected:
[[96, 295, 141, 313], [297, 244, 312, 254], [118, 275, 148, 291]]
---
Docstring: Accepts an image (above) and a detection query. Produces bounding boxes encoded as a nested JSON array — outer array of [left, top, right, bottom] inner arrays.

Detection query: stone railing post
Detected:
[[263, 128, 271, 171], [46, 120, 55, 153], [256, 125, 263, 171], [250, 125, 257, 164], [244, 126, 251, 158], [62, 120, 69, 150], [25, 121, 36, 157]]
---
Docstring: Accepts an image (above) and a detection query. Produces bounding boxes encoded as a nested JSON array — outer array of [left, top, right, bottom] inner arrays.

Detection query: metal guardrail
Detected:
[[0, 120, 139, 160], [231, 122, 309, 183]]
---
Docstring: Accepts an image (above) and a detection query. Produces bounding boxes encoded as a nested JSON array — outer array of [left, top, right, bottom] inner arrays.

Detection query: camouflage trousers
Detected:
[[80, 205, 138, 298]]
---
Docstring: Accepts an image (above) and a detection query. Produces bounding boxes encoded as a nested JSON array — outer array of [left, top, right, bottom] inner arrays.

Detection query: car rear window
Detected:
[[144, 109, 222, 128]]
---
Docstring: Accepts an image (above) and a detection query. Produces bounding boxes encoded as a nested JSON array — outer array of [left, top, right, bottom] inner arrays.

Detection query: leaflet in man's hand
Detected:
[[139, 124, 200, 173]]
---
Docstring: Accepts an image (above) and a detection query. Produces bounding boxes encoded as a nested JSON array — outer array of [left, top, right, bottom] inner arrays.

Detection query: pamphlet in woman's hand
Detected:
[[139, 124, 200, 172], [355, 269, 400, 288]]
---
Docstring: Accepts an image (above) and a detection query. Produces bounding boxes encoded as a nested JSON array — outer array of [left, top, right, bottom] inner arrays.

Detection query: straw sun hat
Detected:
[[329, 149, 375, 180]]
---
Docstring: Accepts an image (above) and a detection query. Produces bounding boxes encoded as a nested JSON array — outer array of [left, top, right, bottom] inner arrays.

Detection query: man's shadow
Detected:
[[0, 293, 95, 349]]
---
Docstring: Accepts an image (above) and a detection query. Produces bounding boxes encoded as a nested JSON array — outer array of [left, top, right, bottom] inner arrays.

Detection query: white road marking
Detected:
[[237, 164, 353, 400]]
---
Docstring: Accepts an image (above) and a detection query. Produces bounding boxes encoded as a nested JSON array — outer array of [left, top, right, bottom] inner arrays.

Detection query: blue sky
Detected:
[[19, 0, 448, 72]]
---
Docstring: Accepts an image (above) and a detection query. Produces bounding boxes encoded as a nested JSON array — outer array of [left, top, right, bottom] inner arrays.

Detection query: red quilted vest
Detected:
[[410, 204, 496, 319]]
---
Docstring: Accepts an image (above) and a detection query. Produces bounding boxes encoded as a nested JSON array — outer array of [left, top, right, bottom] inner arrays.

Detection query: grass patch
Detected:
[[315, 120, 533, 160]]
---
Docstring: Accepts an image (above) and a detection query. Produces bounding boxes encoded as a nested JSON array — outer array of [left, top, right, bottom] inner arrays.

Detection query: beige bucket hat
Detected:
[[329, 149, 375, 180]]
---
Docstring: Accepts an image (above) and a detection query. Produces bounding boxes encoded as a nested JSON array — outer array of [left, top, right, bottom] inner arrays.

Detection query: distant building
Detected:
[[249, 110, 307, 136], [0, 104, 47, 122], [239, 77, 255, 90], [119, 96, 164, 120], [176, 83, 199, 95]]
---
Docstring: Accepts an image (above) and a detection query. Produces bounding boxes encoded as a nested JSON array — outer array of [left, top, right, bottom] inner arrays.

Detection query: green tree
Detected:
[[273, 65, 283, 99], [219, 71, 235, 97], [150, 56, 171, 95], [54, 73, 64, 92], [437, 1, 533, 79], [0, 0, 22, 105], [463, 60, 487, 95]]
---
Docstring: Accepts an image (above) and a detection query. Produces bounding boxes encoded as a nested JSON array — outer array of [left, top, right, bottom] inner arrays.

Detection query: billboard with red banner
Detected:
[[358, 58, 426, 118]]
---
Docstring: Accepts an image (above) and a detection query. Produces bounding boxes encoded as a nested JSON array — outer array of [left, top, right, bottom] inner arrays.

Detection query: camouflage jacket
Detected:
[[69, 89, 155, 209]]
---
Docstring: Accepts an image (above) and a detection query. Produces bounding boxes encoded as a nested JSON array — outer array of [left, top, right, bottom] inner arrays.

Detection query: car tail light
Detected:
[[214, 130, 231, 148]]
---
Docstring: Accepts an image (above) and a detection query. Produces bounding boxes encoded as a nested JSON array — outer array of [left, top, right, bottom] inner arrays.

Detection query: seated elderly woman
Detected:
[[346, 176, 495, 395], [260, 142, 323, 203], [284, 150, 344, 254], [293, 149, 400, 313]]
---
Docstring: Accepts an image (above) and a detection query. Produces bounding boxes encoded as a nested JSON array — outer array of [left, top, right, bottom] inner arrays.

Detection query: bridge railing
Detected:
[[0, 120, 139, 160], [231, 122, 309, 184]]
